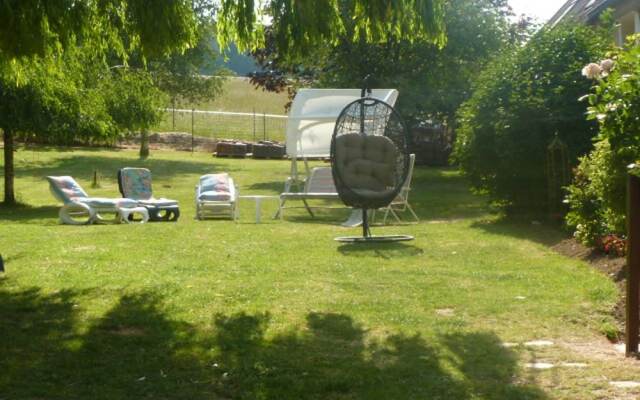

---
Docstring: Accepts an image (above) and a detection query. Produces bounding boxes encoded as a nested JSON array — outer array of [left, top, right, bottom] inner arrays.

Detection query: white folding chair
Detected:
[[374, 154, 419, 224]]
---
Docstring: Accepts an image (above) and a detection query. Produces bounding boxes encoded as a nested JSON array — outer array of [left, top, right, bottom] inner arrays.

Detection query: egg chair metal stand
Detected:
[[330, 87, 414, 243]]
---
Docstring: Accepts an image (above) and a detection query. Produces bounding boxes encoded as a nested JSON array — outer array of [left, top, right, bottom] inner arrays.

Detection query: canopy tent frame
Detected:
[[283, 88, 399, 193]]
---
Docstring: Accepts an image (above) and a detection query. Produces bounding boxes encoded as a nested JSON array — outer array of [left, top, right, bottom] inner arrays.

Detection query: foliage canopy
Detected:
[[217, 0, 447, 60], [0, 0, 197, 61], [250, 0, 519, 126], [0, 0, 448, 204], [317, 0, 519, 123]]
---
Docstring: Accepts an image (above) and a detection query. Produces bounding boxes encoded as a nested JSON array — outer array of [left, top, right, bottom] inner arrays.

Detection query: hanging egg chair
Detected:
[[330, 87, 414, 242]]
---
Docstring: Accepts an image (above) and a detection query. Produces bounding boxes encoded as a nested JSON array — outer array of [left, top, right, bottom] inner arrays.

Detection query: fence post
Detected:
[[191, 108, 195, 154], [253, 108, 256, 142], [172, 99, 176, 130], [626, 171, 640, 356], [263, 112, 266, 141]]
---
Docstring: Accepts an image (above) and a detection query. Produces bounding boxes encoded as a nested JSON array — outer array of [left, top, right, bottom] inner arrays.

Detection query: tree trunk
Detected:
[[139, 130, 150, 159], [3, 128, 15, 205]]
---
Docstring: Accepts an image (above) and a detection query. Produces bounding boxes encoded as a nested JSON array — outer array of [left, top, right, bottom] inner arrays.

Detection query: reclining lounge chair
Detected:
[[117, 168, 180, 222], [195, 173, 238, 220], [46, 175, 148, 225]]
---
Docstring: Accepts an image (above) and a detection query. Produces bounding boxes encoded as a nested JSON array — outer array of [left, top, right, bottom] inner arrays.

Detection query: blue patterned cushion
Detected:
[[120, 168, 153, 200], [198, 191, 232, 201], [47, 176, 89, 204], [198, 174, 232, 201]]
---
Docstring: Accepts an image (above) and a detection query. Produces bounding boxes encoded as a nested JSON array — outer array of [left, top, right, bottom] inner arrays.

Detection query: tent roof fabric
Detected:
[[285, 89, 398, 158]]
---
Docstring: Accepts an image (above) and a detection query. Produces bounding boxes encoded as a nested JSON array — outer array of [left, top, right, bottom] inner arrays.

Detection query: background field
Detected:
[[155, 77, 290, 142]]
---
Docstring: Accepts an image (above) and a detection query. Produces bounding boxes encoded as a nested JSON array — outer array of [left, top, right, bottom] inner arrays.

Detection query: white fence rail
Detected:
[[157, 108, 288, 143]]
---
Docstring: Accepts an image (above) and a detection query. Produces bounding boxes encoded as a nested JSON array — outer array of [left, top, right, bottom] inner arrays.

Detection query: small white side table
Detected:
[[239, 195, 279, 223]]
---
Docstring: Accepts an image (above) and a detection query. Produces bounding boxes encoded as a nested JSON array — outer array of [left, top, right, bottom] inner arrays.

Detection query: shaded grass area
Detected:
[[0, 147, 629, 399], [0, 286, 546, 399]]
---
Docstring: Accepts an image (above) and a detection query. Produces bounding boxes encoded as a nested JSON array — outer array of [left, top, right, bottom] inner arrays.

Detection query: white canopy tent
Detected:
[[284, 88, 399, 190]]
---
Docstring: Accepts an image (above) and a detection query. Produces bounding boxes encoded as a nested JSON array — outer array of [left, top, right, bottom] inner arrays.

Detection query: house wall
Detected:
[[608, 0, 640, 44]]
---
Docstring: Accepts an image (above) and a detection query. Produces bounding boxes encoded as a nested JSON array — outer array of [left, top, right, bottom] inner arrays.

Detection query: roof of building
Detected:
[[548, 0, 616, 26]]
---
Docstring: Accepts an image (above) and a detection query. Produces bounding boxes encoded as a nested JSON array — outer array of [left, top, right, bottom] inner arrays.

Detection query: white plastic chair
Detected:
[[195, 173, 238, 220]]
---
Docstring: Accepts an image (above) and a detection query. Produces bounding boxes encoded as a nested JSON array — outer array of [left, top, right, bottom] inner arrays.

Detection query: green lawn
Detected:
[[0, 147, 637, 399]]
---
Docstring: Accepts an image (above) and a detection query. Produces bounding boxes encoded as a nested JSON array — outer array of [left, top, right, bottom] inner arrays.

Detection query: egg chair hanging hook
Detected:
[[360, 74, 373, 98]]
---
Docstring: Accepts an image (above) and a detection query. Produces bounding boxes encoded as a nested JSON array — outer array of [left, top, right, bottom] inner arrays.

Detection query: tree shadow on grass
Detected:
[[246, 180, 285, 193], [15, 154, 235, 182], [440, 332, 547, 399], [0, 203, 59, 224], [212, 312, 549, 400], [0, 286, 86, 398], [0, 286, 214, 399], [470, 217, 568, 248], [0, 284, 549, 399]]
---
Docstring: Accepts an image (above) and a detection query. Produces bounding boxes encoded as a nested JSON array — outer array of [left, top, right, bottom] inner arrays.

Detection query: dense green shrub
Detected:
[[453, 23, 611, 212], [566, 38, 640, 244]]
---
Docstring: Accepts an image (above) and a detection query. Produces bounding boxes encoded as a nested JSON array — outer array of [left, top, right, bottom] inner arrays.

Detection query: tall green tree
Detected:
[[0, 55, 116, 204], [0, 0, 198, 205], [103, 69, 166, 158], [0, 0, 197, 62], [217, 0, 447, 59]]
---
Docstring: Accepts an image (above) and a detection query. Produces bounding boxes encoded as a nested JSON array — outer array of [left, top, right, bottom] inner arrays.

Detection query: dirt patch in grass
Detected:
[[118, 132, 219, 152], [552, 238, 626, 328], [106, 326, 146, 337]]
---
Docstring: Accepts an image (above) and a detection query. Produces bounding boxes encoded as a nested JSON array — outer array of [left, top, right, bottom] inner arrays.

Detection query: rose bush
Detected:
[[566, 36, 640, 245]]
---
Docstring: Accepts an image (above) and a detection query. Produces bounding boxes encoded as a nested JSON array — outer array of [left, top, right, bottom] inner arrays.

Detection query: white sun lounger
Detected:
[[46, 176, 148, 225]]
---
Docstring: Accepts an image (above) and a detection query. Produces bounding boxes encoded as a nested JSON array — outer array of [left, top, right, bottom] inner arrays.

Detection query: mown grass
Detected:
[[0, 147, 635, 399]]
